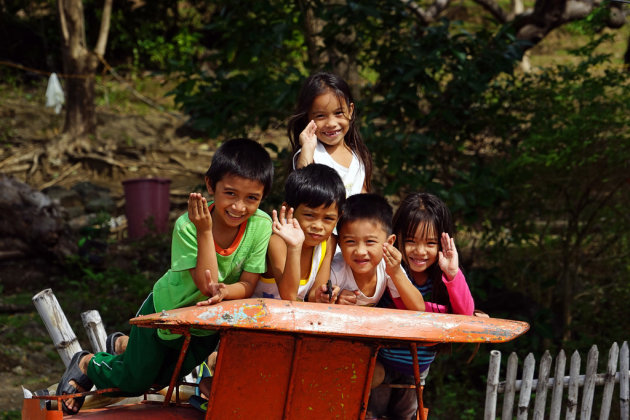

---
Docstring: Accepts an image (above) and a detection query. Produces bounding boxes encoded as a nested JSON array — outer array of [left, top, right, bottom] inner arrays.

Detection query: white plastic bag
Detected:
[[45, 72, 65, 114]]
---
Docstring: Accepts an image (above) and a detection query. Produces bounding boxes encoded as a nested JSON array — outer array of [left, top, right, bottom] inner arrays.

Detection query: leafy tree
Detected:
[[477, 36, 630, 344]]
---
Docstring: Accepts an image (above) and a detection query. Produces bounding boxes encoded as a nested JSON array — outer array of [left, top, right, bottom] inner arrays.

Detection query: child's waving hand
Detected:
[[383, 242, 403, 277], [438, 232, 459, 280], [272, 206, 305, 248], [299, 120, 318, 150], [188, 193, 212, 232]]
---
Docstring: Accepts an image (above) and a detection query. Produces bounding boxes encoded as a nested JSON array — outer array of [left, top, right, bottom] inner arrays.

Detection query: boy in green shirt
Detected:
[[56, 138, 273, 414]]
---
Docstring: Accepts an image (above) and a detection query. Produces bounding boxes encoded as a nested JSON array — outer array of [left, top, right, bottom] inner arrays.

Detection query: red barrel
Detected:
[[122, 178, 171, 239]]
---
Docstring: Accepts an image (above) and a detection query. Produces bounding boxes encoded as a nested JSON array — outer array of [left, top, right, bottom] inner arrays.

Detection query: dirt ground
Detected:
[[0, 87, 284, 415]]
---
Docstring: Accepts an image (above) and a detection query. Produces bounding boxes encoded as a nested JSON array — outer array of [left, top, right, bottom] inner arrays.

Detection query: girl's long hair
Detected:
[[287, 72, 372, 191], [392, 192, 456, 310]]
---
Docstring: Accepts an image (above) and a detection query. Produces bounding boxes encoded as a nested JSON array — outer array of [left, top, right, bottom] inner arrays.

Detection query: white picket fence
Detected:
[[484, 341, 629, 420]]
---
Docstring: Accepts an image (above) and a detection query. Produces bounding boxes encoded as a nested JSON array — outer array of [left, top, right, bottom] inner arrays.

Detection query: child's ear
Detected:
[[348, 102, 355, 120], [204, 176, 214, 195], [386, 234, 396, 246]]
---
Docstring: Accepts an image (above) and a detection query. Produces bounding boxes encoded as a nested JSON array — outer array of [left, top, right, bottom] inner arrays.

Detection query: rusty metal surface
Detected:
[[130, 298, 529, 344], [206, 329, 375, 420], [23, 398, 202, 420]]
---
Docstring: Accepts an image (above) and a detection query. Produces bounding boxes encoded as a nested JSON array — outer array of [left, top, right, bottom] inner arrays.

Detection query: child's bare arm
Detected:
[[383, 243, 425, 311], [213, 271, 261, 302], [187, 193, 219, 296], [295, 120, 317, 168], [196, 270, 227, 306], [271, 207, 305, 300]]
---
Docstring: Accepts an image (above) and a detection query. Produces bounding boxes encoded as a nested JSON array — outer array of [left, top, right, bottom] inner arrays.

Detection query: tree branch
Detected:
[[94, 0, 113, 56], [58, 0, 69, 43], [400, 0, 452, 25], [471, 0, 508, 23]]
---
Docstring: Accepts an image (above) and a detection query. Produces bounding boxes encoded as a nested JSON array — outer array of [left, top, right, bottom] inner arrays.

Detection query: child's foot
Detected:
[[56, 351, 94, 414], [106, 332, 128, 355], [189, 395, 208, 412]]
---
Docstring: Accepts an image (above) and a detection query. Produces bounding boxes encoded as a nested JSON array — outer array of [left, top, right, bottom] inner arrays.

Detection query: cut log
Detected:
[[32, 288, 82, 367], [81, 310, 107, 353]]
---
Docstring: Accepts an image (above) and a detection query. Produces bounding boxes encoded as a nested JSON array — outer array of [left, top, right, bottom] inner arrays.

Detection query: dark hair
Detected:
[[285, 164, 346, 211], [287, 72, 373, 191], [337, 193, 392, 235], [205, 138, 274, 198], [392, 192, 455, 308]]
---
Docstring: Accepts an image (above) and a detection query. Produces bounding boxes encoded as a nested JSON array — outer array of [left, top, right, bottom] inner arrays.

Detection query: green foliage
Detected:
[[169, 1, 307, 137], [0, 410, 20, 420]]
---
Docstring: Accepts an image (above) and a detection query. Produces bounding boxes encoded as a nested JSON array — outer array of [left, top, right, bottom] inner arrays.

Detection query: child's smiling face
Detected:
[[307, 90, 354, 151], [293, 202, 339, 247], [402, 221, 439, 277], [338, 219, 393, 276], [206, 174, 264, 228]]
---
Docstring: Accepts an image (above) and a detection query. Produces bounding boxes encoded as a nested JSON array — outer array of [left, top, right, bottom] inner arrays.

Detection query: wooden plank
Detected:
[[580, 345, 599, 419], [499, 371, 626, 392], [130, 299, 530, 344], [533, 350, 552, 420], [599, 342, 618, 420], [549, 349, 566, 420], [32, 288, 82, 367], [484, 350, 501, 420], [517, 353, 535, 420], [621, 341, 629, 420], [502, 352, 519, 420], [566, 350, 581, 420]]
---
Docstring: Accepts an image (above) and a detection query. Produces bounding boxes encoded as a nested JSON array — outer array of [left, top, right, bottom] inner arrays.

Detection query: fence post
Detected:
[[517, 353, 535, 420], [532, 350, 552, 420], [581, 345, 599, 419], [599, 342, 619, 420], [619, 341, 628, 420], [503, 352, 519, 420], [566, 350, 581, 420], [549, 349, 566, 420], [485, 350, 501, 420], [32, 288, 82, 367], [81, 310, 107, 353]]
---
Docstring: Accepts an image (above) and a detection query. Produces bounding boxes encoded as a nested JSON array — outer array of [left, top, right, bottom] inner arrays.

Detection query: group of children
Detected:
[[56, 72, 475, 419]]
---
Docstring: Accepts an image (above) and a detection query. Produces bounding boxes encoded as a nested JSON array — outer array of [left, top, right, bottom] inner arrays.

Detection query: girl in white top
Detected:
[[288, 72, 373, 197]]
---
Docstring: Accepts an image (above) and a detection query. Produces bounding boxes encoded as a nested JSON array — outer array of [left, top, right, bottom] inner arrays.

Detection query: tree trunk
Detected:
[[62, 50, 99, 138], [56, 0, 112, 145]]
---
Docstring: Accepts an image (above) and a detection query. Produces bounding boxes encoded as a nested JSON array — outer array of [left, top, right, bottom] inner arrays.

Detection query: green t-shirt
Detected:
[[152, 203, 271, 339]]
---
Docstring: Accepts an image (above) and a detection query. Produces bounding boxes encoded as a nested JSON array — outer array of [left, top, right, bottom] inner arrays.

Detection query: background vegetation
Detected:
[[1, 0, 629, 418]]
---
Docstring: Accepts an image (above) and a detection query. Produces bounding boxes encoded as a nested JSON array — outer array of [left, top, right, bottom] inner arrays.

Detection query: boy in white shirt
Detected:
[[310, 193, 425, 310]]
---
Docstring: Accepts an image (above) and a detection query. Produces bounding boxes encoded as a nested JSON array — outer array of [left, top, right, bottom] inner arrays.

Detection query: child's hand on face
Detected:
[[299, 120, 318, 150], [188, 193, 212, 232], [272, 206, 305, 248], [438, 232, 459, 281], [337, 289, 360, 305], [315, 283, 340, 304], [383, 242, 403, 276]]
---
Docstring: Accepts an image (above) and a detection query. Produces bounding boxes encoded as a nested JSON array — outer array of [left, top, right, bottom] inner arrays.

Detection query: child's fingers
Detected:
[[272, 209, 279, 223], [278, 206, 287, 222]]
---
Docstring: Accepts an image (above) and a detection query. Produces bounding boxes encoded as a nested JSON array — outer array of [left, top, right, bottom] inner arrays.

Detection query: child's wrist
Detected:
[[445, 268, 459, 281]]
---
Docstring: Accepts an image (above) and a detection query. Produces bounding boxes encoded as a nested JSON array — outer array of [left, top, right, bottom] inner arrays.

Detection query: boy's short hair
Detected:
[[285, 164, 346, 211], [337, 193, 393, 235], [206, 138, 274, 197]]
